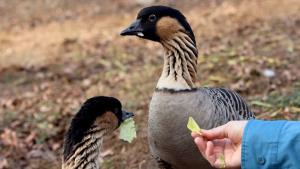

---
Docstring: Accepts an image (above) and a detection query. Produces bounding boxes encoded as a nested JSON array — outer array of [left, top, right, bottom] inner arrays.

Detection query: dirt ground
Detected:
[[0, 0, 299, 168]]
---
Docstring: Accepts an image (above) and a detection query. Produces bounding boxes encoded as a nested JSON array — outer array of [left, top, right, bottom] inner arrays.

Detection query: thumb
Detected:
[[201, 124, 229, 140]]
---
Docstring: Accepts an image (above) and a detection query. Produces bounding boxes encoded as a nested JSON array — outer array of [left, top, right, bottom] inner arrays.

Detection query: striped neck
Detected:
[[156, 32, 198, 90], [62, 125, 112, 169]]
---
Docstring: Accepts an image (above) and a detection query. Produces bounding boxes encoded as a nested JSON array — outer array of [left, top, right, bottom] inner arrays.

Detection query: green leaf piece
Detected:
[[187, 117, 201, 132], [119, 118, 137, 143], [219, 154, 226, 168]]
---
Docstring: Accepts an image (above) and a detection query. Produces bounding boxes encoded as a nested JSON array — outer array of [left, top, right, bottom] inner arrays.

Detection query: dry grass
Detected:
[[1, 0, 300, 68]]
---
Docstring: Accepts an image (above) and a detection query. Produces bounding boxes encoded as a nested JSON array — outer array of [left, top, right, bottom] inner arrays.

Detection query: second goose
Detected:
[[62, 96, 133, 169]]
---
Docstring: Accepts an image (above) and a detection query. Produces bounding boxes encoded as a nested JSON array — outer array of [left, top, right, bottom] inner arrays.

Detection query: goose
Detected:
[[62, 96, 134, 169], [121, 6, 255, 169]]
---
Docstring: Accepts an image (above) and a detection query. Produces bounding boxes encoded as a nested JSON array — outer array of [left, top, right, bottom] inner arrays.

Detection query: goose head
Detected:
[[63, 96, 133, 160], [121, 6, 196, 45]]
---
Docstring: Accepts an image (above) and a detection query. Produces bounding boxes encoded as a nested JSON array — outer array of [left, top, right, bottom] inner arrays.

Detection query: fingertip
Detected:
[[191, 132, 197, 138], [207, 141, 214, 147], [194, 137, 206, 153], [206, 141, 214, 156], [194, 137, 201, 144]]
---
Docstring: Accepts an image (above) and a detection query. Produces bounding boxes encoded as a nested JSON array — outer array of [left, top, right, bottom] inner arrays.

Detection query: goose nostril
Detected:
[[129, 26, 134, 30]]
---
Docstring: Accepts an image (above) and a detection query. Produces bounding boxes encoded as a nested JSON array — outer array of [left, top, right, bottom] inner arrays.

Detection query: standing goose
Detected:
[[62, 96, 133, 169], [121, 6, 255, 169]]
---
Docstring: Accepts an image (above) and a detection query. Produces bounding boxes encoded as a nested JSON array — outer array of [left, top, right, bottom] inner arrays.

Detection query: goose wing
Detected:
[[204, 87, 255, 121]]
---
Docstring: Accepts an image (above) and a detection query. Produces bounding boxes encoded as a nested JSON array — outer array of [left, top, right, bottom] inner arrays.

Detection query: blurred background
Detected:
[[0, 0, 299, 168]]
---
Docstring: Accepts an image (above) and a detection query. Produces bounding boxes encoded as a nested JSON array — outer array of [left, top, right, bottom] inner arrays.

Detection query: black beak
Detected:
[[121, 110, 134, 121], [120, 19, 143, 36]]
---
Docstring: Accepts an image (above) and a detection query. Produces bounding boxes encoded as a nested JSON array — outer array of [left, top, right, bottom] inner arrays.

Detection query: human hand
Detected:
[[191, 121, 248, 168]]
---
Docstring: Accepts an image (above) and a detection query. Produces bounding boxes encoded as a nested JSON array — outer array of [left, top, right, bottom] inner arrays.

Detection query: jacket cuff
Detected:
[[241, 120, 286, 169]]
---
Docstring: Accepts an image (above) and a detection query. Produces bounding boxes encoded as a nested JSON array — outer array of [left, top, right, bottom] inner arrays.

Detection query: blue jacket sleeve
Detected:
[[242, 120, 300, 169]]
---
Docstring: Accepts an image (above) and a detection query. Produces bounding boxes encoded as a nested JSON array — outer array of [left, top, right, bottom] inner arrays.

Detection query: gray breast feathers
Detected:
[[148, 87, 255, 169]]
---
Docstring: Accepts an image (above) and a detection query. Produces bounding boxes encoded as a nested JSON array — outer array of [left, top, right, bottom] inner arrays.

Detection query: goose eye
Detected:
[[114, 108, 120, 114], [148, 14, 157, 22]]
